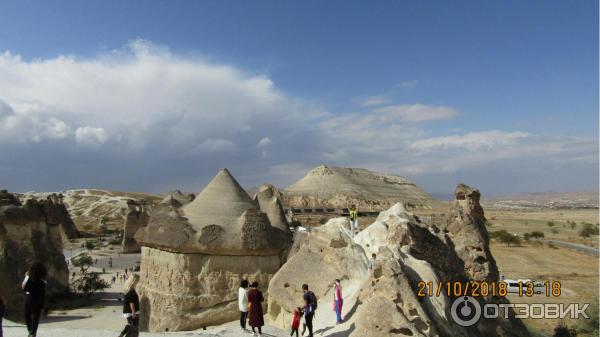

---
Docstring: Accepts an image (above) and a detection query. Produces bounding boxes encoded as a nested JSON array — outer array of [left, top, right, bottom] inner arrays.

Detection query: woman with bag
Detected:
[[119, 274, 140, 337], [22, 262, 47, 337]]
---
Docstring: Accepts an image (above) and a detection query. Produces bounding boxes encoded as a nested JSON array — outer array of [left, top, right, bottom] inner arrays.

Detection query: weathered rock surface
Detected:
[[283, 165, 432, 211], [253, 184, 290, 235], [267, 184, 530, 337], [120, 200, 150, 254], [136, 169, 291, 332], [0, 190, 70, 321], [267, 217, 368, 329]]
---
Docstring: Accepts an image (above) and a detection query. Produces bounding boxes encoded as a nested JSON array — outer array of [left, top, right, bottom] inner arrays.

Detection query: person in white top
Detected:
[[238, 279, 249, 331]]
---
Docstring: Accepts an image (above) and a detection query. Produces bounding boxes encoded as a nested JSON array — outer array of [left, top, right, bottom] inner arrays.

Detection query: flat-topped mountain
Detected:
[[283, 165, 431, 210]]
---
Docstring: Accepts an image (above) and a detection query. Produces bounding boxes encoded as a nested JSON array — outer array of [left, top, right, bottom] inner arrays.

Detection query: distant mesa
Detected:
[[135, 168, 291, 332], [282, 165, 432, 211]]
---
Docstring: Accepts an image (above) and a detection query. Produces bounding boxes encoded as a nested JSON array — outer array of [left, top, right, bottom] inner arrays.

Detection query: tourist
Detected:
[[290, 307, 302, 337], [238, 279, 249, 331], [367, 253, 376, 270], [22, 261, 47, 337], [302, 284, 317, 337], [333, 279, 343, 324], [0, 293, 5, 337], [349, 204, 359, 235], [118, 274, 140, 337], [247, 281, 264, 337]]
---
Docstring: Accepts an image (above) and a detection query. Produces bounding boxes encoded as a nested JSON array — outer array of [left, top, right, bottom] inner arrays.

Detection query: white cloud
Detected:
[[0, 99, 72, 143], [75, 126, 107, 145], [256, 137, 271, 148], [0, 41, 595, 195], [359, 95, 390, 107], [411, 130, 529, 151], [373, 104, 458, 123]]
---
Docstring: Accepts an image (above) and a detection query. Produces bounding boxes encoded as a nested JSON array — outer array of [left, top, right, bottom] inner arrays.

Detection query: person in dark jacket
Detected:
[[119, 274, 140, 337], [0, 293, 5, 337], [22, 261, 47, 337], [247, 282, 264, 337]]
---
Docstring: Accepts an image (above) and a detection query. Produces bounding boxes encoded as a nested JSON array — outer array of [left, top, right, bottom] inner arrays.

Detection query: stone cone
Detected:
[[183, 168, 257, 228]]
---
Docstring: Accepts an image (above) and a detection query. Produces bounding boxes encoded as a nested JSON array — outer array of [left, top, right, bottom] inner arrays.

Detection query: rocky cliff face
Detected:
[[283, 165, 432, 211], [0, 190, 70, 321], [136, 169, 291, 332], [267, 184, 529, 337], [120, 200, 150, 254]]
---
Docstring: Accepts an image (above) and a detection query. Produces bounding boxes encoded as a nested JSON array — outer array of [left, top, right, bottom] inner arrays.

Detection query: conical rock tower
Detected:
[[136, 168, 290, 332]]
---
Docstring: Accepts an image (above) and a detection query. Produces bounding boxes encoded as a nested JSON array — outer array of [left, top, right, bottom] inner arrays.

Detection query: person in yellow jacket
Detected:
[[349, 204, 359, 235]]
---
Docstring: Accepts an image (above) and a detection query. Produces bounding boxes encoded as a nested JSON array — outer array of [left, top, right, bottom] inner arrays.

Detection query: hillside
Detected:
[[283, 165, 432, 210], [22, 189, 161, 232]]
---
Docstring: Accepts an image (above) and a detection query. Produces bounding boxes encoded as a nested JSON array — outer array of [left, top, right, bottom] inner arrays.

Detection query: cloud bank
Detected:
[[0, 40, 596, 195]]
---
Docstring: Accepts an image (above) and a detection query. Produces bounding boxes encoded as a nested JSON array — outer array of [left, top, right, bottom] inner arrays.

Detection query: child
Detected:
[[290, 307, 302, 337]]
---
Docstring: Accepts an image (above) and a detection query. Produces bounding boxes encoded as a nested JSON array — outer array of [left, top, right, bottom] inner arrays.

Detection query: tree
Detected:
[[547, 221, 556, 227], [492, 230, 521, 246], [579, 223, 599, 238], [84, 240, 96, 251], [568, 221, 576, 230], [529, 231, 545, 239], [553, 320, 577, 337], [71, 253, 109, 304]]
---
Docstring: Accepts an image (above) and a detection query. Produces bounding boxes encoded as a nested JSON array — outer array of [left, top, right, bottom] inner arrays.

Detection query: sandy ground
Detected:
[[1, 320, 286, 337], [491, 242, 599, 336]]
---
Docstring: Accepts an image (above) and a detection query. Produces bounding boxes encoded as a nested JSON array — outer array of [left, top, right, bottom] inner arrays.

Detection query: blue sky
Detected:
[[0, 1, 597, 196]]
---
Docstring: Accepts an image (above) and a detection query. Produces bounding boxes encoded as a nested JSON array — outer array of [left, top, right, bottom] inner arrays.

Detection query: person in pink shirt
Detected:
[[333, 279, 343, 324]]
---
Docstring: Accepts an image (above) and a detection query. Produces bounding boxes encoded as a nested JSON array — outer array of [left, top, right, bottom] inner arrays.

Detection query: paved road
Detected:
[[541, 239, 599, 256]]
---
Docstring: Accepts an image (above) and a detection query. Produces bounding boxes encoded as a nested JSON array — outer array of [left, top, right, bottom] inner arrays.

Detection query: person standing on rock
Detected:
[[247, 282, 265, 337], [348, 204, 359, 235], [332, 279, 343, 324], [302, 284, 317, 337], [368, 253, 376, 270], [119, 274, 140, 337], [22, 261, 47, 337], [238, 279, 250, 332]]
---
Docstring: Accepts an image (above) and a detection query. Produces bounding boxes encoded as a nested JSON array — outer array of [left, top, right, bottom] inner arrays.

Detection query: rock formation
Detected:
[[253, 184, 290, 234], [120, 200, 150, 254], [19, 192, 79, 240], [135, 168, 292, 332], [444, 184, 498, 281], [159, 190, 195, 209], [0, 190, 70, 321], [283, 165, 432, 211], [267, 184, 529, 337]]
